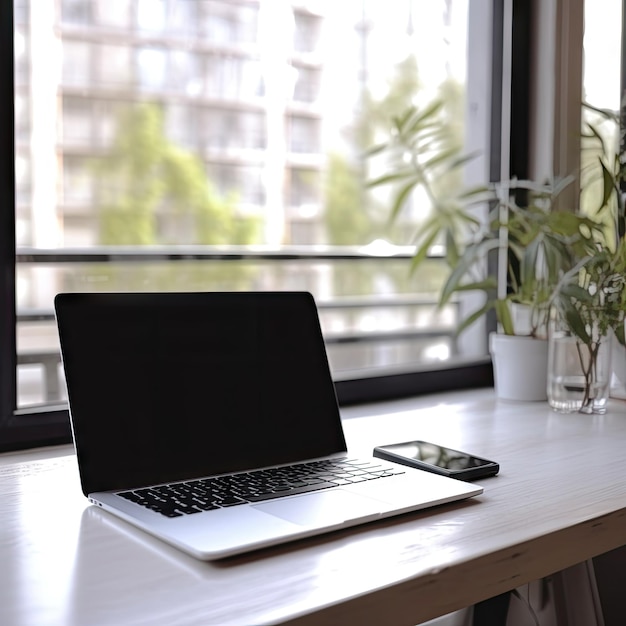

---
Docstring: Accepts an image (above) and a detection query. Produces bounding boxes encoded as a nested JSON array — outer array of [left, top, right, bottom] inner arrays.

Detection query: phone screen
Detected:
[[380, 441, 493, 470]]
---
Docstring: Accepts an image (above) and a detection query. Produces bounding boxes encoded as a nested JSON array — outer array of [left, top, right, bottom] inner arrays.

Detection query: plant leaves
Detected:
[[389, 179, 420, 223], [366, 171, 415, 189], [494, 298, 514, 335]]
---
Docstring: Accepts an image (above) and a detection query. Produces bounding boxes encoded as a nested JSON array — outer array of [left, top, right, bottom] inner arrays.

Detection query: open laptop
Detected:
[[54, 291, 482, 560]]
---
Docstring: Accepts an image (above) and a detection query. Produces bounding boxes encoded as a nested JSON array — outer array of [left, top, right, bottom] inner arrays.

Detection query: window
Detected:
[[202, 1, 257, 44], [165, 103, 200, 149], [97, 43, 133, 87], [289, 116, 319, 154], [169, 50, 199, 93], [136, 0, 167, 33], [62, 40, 91, 87], [2, 0, 511, 452], [293, 11, 322, 54], [136, 47, 167, 91], [290, 168, 319, 209], [61, 96, 93, 146], [580, 0, 622, 214], [61, 0, 93, 25], [292, 65, 320, 104], [97, 0, 132, 30], [62, 156, 94, 206]]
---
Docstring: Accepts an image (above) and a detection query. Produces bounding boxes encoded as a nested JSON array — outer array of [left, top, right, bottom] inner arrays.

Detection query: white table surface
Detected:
[[2, 388, 626, 626]]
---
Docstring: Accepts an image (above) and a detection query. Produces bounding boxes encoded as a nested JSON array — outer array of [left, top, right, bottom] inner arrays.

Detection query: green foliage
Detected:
[[438, 177, 605, 338], [367, 99, 504, 330], [548, 239, 626, 410], [323, 53, 465, 301], [367, 93, 626, 412], [553, 246, 626, 342], [323, 52, 465, 250], [581, 103, 626, 241], [573, 103, 626, 343], [369, 98, 626, 342], [93, 103, 259, 246], [324, 153, 374, 245], [353, 55, 423, 154], [366, 98, 482, 256]]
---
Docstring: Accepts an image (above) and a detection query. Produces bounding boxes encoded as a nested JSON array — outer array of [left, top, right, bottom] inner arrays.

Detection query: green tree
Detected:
[[323, 53, 463, 298], [324, 153, 373, 245], [323, 55, 423, 252], [324, 54, 464, 248], [93, 103, 258, 246]]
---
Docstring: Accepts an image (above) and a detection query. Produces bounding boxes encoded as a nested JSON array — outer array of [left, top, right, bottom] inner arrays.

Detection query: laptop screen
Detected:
[[55, 292, 347, 495]]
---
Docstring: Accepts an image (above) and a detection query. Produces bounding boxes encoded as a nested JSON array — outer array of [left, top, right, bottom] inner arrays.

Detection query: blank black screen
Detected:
[[55, 292, 347, 494]]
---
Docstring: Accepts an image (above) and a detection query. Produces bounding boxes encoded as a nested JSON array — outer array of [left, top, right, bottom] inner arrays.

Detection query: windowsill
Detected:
[[0, 442, 75, 466]]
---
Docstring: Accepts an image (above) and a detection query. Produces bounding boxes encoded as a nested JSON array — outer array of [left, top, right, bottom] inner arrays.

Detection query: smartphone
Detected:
[[373, 440, 499, 481]]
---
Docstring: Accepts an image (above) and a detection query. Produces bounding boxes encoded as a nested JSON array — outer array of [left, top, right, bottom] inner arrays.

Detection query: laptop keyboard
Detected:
[[117, 458, 405, 518]]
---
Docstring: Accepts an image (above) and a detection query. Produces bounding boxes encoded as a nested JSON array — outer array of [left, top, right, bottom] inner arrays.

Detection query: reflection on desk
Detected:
[[2, 389, 626, 625]]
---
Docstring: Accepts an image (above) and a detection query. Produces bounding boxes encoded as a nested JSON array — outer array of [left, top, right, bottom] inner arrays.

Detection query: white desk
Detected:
[[2, 389, 626, 626]]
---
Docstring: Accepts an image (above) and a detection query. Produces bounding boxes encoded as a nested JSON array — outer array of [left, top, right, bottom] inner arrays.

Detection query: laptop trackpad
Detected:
[[253, 489, 384, 527]]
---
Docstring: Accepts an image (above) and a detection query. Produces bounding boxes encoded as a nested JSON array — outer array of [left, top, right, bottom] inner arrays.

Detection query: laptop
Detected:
[[54, 291, 482, 560]]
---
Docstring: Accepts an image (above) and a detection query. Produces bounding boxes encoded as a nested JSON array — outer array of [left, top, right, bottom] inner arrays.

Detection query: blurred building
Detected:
[[14, 0, 327, 249]]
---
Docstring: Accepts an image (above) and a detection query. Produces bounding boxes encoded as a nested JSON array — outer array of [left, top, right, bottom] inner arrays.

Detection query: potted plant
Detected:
[[544, 106, 626, 413], [434, 178, 606, 402], [367, 102, 624, 403], [581, 103, 626, 399], [548, 244, 626, 413]]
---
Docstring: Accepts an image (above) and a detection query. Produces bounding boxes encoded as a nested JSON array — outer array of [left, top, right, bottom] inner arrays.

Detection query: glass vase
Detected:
[[547, 319, 612, 414]]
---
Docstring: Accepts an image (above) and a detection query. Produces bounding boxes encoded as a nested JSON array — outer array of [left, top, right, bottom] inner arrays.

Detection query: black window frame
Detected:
[[0, 1, 509, 453]]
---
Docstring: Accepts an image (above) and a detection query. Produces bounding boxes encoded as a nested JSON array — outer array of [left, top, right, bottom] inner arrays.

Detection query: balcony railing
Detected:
[[16, 246, 459, 406]]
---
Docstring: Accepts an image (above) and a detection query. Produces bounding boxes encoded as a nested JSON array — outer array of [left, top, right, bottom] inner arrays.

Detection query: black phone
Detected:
[[373, 440, 499, 481]]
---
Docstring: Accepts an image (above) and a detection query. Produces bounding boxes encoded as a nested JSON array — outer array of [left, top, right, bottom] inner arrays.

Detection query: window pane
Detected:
[[61, 96, 92, 146], [136, 47, 167, 90], [581, 0, 621, 215], [136, 0, 167, 33], [583, 0, 621, 111], [96, 0, 131, 29], [60, 0, 93, 25], [62, 40, 91, 86], [96, 43, 133, 86], [15, 0, 480, 409]]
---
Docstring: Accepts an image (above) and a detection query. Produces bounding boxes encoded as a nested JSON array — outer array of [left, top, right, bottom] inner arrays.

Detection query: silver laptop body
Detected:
[[55, 291, 481, 560]]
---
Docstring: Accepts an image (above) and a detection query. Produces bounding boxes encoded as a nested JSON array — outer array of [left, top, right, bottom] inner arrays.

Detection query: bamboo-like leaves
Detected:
[[369, 100, 626, 340]]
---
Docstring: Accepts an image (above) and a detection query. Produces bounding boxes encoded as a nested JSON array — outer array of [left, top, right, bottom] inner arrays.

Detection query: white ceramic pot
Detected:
[[489, 332, 548, 401]]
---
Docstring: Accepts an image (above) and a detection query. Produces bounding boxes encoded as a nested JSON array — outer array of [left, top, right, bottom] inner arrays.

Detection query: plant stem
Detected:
[[576, 339, 600, 413]]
